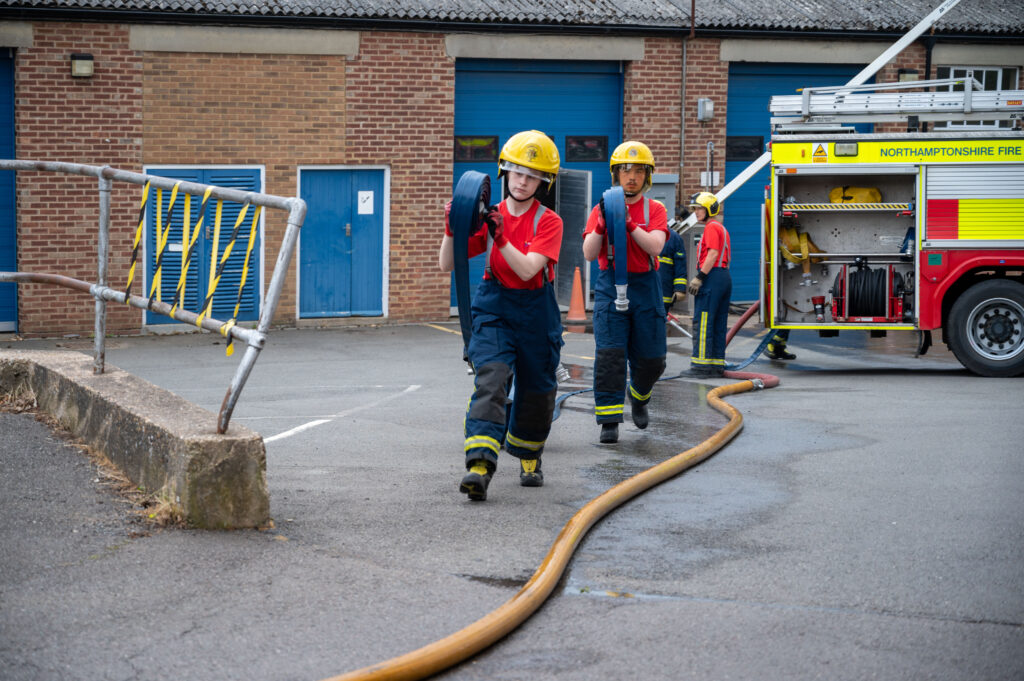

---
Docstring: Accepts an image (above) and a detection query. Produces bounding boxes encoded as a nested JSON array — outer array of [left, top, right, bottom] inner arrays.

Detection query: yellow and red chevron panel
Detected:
[[926, 198, 1024, 240]]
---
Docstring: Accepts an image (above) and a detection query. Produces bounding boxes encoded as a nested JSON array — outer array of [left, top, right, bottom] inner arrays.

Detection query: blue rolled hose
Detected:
[[450, 171, 491, 359], [601, 186, 629, 311]]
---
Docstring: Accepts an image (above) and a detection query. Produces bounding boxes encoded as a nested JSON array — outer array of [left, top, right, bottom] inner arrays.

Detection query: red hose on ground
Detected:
[[723, 301, 779, 387]]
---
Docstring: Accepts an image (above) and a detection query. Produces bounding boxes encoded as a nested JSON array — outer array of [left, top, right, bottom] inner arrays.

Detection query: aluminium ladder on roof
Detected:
[[770, 76, 1024, 129]]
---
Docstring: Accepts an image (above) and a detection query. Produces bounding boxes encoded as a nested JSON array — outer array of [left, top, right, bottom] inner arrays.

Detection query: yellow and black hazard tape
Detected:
[[220, 205, 262, 357], [195, 199, 227, 327], [195, 201, 255, 355], [124, 180, 151, 303], [782, 203, 911, 211], [147, 182, 181, 309], [170, 188, 212, 317]]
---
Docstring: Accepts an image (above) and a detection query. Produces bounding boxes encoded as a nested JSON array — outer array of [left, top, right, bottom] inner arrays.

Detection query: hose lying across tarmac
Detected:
[[322, 176, 779, 681], [323, 372, 777, 681]]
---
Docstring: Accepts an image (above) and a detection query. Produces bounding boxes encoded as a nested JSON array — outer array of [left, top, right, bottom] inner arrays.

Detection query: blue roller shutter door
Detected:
[[453, 59, 622, 303], [143, 168, 262, 325], [0, 51, 15, 331], [725, 63, 869, 300]]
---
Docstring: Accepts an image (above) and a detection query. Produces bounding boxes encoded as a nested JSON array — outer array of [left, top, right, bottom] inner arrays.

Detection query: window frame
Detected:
[[933, 65, 1019, 130]]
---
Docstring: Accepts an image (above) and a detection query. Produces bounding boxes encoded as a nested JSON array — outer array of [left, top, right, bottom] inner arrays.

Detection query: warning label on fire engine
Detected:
[[812, 143, 828, 163]]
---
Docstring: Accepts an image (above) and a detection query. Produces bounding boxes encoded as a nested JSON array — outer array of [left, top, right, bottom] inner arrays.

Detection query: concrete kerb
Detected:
[[0, 349, 268, 529]]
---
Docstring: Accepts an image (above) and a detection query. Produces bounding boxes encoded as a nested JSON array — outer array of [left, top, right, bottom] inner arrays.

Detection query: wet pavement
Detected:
[[1, 321, 1022, 681]]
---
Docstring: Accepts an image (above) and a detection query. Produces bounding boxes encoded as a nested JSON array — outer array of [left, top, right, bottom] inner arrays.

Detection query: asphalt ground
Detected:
[[1, 318, 1022, 681]]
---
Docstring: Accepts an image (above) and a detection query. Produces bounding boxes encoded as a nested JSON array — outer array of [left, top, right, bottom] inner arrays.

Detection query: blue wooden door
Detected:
[[144, 168, 262, 325], [725, 63, 870, 300], [453, 59, 622, 303], [0, 51, 15, 332], [299, 168, 384, 318]]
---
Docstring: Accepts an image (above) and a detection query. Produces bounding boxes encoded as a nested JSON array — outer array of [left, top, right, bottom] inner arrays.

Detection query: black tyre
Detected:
[[947, 279, 1024, 377]]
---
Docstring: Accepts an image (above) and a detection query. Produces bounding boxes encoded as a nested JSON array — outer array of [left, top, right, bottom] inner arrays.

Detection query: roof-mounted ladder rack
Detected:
[[770, 75, 1024, 130]]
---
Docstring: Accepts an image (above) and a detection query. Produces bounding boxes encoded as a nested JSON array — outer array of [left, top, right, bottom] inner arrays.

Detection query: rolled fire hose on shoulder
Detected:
[[450, 171, 491, 368], [603, 186, 629, 311]]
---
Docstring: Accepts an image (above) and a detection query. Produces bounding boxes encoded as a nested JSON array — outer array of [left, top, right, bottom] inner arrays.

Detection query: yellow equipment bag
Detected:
[[829, 186, 881, 203]]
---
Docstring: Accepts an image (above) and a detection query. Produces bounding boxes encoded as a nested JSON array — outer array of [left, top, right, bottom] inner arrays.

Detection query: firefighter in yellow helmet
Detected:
[[582, 141, 669, 444], [439, 130, 565, 500], [687, 191, 732, 376]]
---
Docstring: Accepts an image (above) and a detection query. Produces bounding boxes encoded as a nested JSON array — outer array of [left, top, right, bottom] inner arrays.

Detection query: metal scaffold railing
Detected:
[[0, 159, 307, 434]]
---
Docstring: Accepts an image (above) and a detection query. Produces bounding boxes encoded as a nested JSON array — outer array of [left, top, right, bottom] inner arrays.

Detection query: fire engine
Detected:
[[762, 75, 1024, 376]]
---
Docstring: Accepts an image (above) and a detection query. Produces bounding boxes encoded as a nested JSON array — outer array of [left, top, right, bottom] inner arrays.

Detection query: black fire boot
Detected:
[[631, 398, 649, 430], [459, 461, 493, 501], [600, 423, 619, 444], [519, 458, 543, 487]]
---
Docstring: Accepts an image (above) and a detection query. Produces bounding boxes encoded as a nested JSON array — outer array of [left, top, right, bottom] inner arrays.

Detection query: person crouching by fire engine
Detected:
[[687, 192, 732, 377], [438, 130, 564, 501], [582, 141, 669, 444]]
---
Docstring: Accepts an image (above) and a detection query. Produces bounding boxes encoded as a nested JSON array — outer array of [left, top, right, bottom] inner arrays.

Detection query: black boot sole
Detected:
[[459, 472, 491, 501]]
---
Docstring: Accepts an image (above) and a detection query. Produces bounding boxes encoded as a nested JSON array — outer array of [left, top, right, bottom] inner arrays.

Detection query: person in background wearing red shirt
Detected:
[[582, 141, 669, 444], [686, 192, 732, 377], [439, 130, 564, 501]]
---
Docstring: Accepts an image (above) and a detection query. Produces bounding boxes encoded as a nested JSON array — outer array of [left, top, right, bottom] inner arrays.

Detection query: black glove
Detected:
[[484, 205, 506, 247]]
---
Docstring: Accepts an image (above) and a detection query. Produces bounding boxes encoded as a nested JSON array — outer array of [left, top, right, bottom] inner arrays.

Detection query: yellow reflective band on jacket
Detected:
[[663, 295, 673, 303], [674, 277, 686, 285], [506, 432, 544, 452], [464, 435, 501, 454], [595, 404, 623, 416], [658, 255, 673, 265], [628, 384, 652, 401]]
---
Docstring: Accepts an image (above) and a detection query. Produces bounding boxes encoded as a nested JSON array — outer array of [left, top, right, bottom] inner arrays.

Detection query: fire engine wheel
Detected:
[[947, 279, 1024, 377]]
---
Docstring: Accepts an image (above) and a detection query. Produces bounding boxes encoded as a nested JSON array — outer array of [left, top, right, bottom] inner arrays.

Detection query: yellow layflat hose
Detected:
[[322, 379, 763, 681]]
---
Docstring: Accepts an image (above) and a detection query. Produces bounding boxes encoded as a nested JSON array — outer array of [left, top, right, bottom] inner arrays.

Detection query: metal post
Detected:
[[217, 201, 306, 433], [0, 159, 306, 434], [94, 175, 111, 374]]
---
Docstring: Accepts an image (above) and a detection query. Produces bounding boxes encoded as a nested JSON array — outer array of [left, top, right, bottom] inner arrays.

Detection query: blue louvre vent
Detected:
[[144, 168, 262, 325]]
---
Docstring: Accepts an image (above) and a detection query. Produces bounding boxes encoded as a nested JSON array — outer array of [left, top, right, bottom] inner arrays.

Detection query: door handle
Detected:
[[345, 223, 351, 237]]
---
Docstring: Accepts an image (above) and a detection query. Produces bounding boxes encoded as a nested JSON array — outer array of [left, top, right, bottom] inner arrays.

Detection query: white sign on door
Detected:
[[357, 191, 374, 215]]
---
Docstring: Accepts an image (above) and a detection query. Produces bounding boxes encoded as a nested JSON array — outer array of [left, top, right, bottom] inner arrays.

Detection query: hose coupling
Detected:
[[614, 284, 629, 312]]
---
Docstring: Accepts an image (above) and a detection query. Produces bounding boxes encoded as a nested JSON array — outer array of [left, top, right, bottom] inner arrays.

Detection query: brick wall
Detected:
[[624, 36, 683, 208], [143, 50, 349, 326], [680, 38, 729, 205], [343, 31, 454, 322], [15, 22, 142, 337]]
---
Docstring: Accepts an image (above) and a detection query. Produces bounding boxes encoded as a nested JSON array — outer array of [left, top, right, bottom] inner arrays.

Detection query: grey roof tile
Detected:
[[686, 0, 1024, 35], [0, 0, 1020, 34]]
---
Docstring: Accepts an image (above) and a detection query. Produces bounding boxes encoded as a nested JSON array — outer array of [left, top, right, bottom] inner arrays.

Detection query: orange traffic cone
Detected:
[[567, 266, 587, 324]]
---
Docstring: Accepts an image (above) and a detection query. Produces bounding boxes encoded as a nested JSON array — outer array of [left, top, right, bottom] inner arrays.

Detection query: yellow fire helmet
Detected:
[[610, 141, 656, 192], [689, 191, 721, 217], [498, 130, 560, 190]]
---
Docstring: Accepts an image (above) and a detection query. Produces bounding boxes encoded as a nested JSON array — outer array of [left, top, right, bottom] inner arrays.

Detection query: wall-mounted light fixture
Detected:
[[696, 98, 714, 122], [70, 53, 94, 78], [897, 68, 919, 83]]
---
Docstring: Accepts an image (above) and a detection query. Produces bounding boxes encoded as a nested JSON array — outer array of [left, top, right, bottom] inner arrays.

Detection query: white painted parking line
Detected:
[[264, 384, 421, 443]]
